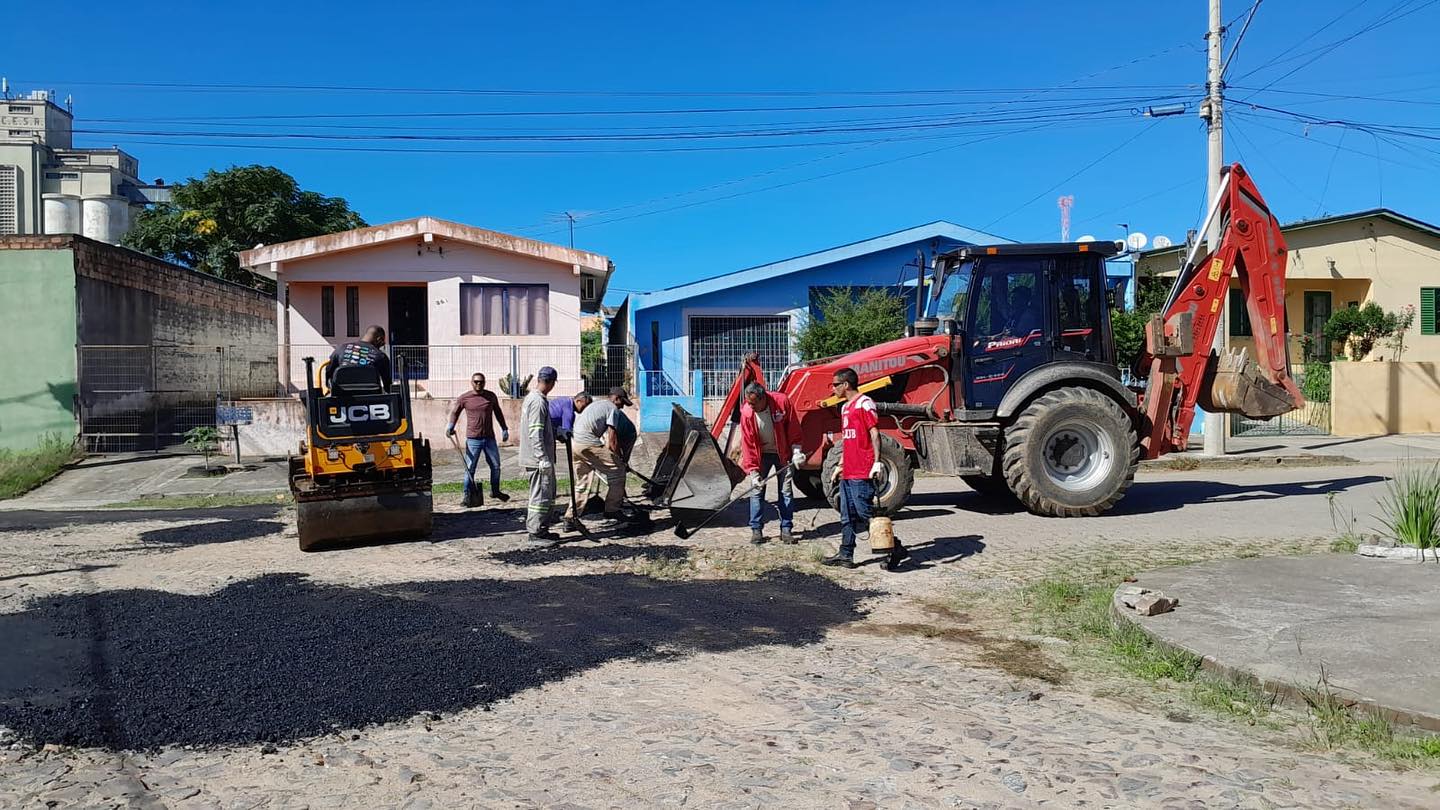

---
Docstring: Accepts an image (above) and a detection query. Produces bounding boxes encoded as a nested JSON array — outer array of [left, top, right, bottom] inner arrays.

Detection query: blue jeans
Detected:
[[837, 478, 874, 559], [464, 437, 502, 494], [748, 453, 793, 533]]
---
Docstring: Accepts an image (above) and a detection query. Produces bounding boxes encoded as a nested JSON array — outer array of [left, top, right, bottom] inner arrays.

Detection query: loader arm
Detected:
[[710, 355, 767, 442], [1139, 163, 1304, 458]]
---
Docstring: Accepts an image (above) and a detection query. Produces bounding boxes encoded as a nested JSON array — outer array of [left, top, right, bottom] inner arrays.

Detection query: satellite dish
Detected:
[[1076, 234, 1096, 243], [1153, 235, 1173, 249], [1126, 232, 1149, 251]]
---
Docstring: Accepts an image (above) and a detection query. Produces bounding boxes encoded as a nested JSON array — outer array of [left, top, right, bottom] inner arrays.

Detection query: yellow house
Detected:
[[1136, 208, 1440, 364]]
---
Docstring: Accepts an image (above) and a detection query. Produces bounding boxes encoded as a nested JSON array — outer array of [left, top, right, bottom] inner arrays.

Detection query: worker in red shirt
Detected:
[[447, 372, 510, 507], [739, 381, 804, 545], [824, 367, 908, 569]]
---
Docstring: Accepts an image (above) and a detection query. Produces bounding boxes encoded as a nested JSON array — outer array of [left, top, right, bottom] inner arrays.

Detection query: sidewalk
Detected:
[[1153, 433, 1440, 468]]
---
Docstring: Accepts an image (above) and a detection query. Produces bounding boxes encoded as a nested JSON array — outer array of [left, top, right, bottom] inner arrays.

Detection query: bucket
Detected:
[[868, 515, 895, 551]]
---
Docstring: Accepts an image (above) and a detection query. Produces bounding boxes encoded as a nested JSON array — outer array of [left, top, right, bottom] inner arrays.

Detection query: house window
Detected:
[[1423, 288, 1438, 336], [1228, 289, 1253, 337], [321, 286, 335, 337], [345, 286, 360, 337], [8, 105, 33, 114], [459, 284, 550, 336], [581, 276, 597, 300]]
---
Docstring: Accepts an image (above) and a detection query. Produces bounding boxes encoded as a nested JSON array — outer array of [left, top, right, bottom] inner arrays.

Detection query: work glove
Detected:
[[829, 467, 842, 484], [537, 458, 554, 471], [502, 429, 510, 443], [870, 462, 886, 481], [790, 447, 806, 468], [446, 426, 456, 438], [746, 471, 761, 493], [557, 429, 572, 442]]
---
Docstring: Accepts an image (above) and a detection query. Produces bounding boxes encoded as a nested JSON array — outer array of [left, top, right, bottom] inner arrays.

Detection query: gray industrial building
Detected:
[[0, 86, 167, 242]]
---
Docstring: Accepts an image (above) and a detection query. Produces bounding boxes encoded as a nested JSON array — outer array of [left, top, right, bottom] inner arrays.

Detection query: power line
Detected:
[[1220, 0, 1265, 78]]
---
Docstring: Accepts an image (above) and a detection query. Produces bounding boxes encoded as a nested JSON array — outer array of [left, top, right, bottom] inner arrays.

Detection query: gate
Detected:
[[1230, 362, 1331, 437], [77, 344, 279, 452]]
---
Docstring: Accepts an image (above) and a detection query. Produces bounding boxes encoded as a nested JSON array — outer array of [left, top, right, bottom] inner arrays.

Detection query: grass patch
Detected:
[[1377, 461, 1440, 557], [103, 492, 293, 509], [0, 434, 80, 499], [1017, 558, 1440, 765], [1329, 536, 1360, 554]]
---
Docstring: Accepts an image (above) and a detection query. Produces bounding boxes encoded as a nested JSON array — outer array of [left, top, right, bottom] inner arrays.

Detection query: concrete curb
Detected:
[[1109, 587, 1440, 733], [1139, 454, 1360, 471]]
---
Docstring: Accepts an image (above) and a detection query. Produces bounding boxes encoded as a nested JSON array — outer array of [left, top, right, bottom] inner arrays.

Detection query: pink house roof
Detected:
[[238, 216, 610, 279]]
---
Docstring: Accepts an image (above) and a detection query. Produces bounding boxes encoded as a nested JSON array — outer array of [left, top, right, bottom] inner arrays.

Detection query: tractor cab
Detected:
[[930, 242, 1122, 412]]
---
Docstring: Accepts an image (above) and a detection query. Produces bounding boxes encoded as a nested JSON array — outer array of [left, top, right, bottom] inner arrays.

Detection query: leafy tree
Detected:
[[1109, 272, 1171, 371], [580, 322, 603, 374], [123, 165, 366, 285], [795, 287, 908, 361], [1323, 302, 1398, 361]]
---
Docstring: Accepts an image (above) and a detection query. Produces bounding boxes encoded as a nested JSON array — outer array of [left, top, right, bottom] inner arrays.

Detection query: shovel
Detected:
[[562, 435, 592, 538], [674, 463, 792, 539]]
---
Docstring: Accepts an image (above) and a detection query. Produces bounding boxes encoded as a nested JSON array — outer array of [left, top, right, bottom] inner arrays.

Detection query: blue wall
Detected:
[[634, 238, 965, 386]]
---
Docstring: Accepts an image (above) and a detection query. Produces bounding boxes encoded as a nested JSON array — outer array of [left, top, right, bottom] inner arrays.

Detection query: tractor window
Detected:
[[973, 259, 1042, 338], [933, 262, 972, 326], [1056, 256, 1101, 359]]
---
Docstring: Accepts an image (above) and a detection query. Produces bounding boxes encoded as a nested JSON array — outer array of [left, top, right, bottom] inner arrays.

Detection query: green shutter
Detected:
[[1423, 288, 1438, 336]]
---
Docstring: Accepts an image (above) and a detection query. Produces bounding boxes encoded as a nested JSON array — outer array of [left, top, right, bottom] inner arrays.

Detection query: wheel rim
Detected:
[[1040, 420, 1114, 492]]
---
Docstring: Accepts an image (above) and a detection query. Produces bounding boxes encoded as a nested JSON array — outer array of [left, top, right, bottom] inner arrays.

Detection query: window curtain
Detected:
[[461, 284, 549, 335]]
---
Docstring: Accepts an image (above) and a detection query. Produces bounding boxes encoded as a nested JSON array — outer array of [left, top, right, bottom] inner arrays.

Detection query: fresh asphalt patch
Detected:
[[0, 570, 873, 750], [490, 542, 690, 566], [138, 519, 288, 547]]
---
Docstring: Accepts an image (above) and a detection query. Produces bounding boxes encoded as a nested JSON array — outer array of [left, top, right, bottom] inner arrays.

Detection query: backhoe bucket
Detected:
[[1197, 347, 1303, 419], [295, 485, 433, 552], [648, 404, 743, 527]]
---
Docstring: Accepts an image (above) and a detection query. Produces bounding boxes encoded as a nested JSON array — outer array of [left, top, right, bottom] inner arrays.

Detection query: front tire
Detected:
[[1001, 387, 1138, 517], [793, 470, 825, 501], [821, 433, 914, 516]]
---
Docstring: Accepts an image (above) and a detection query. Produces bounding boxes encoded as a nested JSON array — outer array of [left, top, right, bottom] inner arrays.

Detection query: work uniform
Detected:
[[739, 391, 801, 536], [325, 342, 392, 390], [836, 393, 878, 560], [565, 399, 625, 518], [520, 389, 557, 535], [448, 388, 509, 498]]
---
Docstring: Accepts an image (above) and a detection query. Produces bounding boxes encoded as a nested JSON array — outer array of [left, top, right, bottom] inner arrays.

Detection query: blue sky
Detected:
[[8, 1, 1438, 302]]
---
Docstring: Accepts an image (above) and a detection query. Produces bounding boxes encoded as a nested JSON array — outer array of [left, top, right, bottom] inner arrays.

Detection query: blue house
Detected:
[[630, 221, 1014, 431]]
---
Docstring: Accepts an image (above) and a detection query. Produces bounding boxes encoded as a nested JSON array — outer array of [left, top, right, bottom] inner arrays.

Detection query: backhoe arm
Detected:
[[1139, 163, 1304, 458]]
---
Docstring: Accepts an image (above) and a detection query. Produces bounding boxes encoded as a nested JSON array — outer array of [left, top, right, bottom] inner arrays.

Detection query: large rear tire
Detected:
[[821, 433, 914, 516], [1001, 387, 1138, 517], [793, 470, 825, 501], [960, 474, 1014, 499]]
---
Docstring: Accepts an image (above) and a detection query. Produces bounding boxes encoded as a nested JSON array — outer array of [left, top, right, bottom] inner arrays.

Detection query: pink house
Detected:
[[239, 217, 613, 398]]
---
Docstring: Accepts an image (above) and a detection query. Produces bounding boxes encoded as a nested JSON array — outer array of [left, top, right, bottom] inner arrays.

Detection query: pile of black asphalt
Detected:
[[0, 569, 872, 750]]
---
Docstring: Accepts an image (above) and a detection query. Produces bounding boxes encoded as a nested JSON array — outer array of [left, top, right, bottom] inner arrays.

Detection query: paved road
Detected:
[[1, 462, 1436, 808]]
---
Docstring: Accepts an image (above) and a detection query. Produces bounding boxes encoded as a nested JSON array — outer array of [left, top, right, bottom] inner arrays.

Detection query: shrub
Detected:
[[1299, 363, 1331, 403], [1376, 461, 1440, 558], [795, 287, 907, 361], [0, 434, 80, 499], [184, 426, 221, 470], [1323, 303, 1397, 361]]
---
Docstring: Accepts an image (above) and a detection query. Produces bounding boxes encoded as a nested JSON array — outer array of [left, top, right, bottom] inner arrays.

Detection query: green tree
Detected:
[[1109, 272, 1171, 371], [795, 287, 908, 361], [123, 165, 366, 285], [580, 322, 603, 373]]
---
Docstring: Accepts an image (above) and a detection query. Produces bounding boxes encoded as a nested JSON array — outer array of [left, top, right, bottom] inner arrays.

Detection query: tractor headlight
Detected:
[[326, 447, 341, 462], [387, 442, 403, 457]]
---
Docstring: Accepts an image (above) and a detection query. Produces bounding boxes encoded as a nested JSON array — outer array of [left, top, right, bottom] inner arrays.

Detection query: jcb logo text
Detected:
[[328, 404, 392, 424]]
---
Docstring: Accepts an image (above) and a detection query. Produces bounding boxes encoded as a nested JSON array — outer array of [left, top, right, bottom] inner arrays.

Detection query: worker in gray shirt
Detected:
[[563, 386, 638, 527], [520, 366, 560, 548]]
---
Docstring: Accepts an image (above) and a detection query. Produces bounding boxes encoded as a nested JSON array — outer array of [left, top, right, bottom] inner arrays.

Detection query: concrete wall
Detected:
[[1332, 361, 1440, 436], [279, 238, 586, 394], [69, 237, 276, 395], [0, 242, 77, 450]]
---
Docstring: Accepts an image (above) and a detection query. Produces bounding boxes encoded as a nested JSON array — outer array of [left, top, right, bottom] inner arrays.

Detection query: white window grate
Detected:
[[0, 165, 18, 234], [690, 315, 791, 398]]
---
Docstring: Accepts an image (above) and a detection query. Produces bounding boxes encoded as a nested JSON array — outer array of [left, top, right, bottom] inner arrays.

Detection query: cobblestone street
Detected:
[[3, 464, 1437, 808]]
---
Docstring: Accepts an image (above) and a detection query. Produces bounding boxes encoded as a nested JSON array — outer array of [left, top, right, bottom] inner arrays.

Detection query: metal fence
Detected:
[[284, 343, 633, 399], [1230, 362, 1331, 437], [77, 344, 281, 453]]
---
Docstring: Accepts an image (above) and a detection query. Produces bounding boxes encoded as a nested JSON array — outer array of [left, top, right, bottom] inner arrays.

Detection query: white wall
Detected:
[[279, 237, 585, 394]]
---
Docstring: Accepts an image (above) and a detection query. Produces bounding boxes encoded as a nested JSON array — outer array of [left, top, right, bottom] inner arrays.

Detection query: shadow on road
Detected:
[[0, 570, 873, 750], [491, 542, 690, 566], [1105, 475, 1387, 516]]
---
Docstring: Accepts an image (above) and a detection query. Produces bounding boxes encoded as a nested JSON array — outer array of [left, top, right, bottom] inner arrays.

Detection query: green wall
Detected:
[[0, 249, 77, 451]]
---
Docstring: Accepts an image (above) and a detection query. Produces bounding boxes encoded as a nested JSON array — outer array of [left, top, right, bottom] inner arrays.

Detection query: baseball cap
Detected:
[[536, 366, 558, 382], [609, 386, 634, 407]]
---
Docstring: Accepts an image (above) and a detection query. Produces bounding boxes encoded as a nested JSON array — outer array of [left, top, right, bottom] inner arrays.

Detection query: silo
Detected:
[[42, 194, 80, 234], [81, 195, 127, 243]]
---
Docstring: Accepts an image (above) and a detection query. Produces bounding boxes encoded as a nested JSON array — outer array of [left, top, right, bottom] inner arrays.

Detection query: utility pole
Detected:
[[1201, 0, 1227, 456]]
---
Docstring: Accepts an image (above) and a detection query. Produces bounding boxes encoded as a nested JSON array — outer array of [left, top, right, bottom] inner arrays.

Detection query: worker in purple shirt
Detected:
[[549, 391, 592, 440]]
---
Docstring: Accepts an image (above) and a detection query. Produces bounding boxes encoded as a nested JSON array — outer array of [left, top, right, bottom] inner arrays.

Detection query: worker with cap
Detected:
[[324, 325, 392, 391], [520, 366, 561, 548], [739, 380, 803, 545], [550, 391, 592, 441], [564, 386, 639, 527]]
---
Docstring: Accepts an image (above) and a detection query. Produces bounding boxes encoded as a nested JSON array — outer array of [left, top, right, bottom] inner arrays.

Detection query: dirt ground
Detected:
[[2, 464, 1438, 808]]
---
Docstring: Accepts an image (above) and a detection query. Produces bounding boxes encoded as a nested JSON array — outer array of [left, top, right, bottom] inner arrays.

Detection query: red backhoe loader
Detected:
[[649, 163, 1302, 524]]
